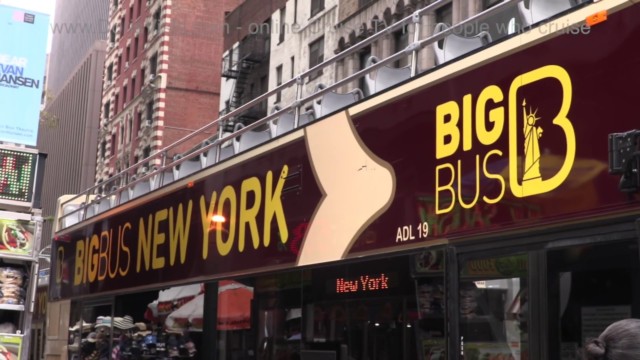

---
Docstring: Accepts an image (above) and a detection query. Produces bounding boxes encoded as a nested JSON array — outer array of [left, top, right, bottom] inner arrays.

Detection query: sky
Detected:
[[0, 0, 56, 51]]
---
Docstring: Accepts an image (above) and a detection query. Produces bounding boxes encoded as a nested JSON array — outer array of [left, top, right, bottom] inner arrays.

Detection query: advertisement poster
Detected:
[[0, 5, 49, 146], [0, 218, 34, 256], [0, 334, 22, 360]]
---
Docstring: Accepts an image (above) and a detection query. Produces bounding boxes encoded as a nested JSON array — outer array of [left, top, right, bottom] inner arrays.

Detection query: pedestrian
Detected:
[[583, 318, 640, 360]]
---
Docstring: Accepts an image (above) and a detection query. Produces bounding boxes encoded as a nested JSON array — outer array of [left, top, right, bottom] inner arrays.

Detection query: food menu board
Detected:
[[0, 218, 33, 257]]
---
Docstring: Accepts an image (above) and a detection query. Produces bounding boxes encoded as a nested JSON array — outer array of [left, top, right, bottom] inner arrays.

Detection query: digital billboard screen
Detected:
[[0, 5, 49, 146]]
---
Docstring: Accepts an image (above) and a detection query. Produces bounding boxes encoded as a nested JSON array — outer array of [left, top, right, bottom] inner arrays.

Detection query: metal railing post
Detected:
[[293, 76, 303, 128], [411, 10, 421, 77]]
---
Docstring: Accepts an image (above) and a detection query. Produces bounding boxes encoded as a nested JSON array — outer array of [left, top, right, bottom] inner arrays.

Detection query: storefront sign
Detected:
[[0, 334, 23, 360], [51, 6, 640, 300]]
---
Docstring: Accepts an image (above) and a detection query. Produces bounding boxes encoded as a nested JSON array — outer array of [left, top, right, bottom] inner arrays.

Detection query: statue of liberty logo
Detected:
[[522, 99, 542, 182]]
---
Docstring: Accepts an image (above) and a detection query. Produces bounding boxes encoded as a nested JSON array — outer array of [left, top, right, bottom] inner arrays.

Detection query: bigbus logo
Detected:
[[434, 65, 576, 215]]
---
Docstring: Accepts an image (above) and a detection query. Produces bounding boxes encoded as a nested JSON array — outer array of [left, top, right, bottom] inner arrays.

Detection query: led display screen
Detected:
[[0, 148, 37, 204]]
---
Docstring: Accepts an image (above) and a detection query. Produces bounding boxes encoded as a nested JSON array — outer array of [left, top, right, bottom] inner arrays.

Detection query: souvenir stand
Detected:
[[0, 145, 46, 360]]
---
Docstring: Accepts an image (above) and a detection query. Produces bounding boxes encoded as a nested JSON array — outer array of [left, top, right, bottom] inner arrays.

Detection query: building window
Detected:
[[153, 9, 161, 33], [134, 36, 139, 58], [275, 65, 283, 104], [293, 0, 298, 23], [137, 0, 142, 17], [140, 68, 146, 89], [126, 45, 130, 63], [136, 111, 143, 132], [107, 64, 114, 81], [290, 56, 295, 78], [111, 135, 117, 155], [120, 124, 125, 144], [393, 25, 409, 67], [110, 26, 117, 43], [310, 0, 324, 17], [129, 6, 134, 28], [278, 7, 286, 44], [103, 101, 111, 120], [308, 36, 324, 80], [118, 54, 122, 75], [100, 141, 107, 159], [150, 52, 158, 76], [131, 77, 136, 100], [123, 85, 128, 107], [483, 0, 502, 9], [120, 17, 125, 35], [115, 93, 120, 112], [113, 0, 118, 9], [128, 119, 133, 143], [146, 100, 154, 122], [359, 0, 375, 7], [144, 26, 149, 44], [358, 46, 371, 92], [142, 146, 151, 165], [435, 3, 452, 26]]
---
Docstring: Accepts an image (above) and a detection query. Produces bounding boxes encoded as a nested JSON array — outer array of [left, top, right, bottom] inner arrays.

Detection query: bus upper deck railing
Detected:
[[56, 0, 594, 231]]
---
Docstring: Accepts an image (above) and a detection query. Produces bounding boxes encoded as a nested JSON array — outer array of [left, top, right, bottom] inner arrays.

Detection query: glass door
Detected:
[[457, 253, 530, 360]]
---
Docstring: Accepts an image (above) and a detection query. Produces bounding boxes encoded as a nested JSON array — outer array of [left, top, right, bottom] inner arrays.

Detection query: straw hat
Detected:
[[113, 315, 136, 330], [94, 316, 112, 329], [134, 322, 151, 336]]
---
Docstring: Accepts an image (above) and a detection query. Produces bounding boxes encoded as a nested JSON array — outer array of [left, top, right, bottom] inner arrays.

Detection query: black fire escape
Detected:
[[221, 33, 270, 128]]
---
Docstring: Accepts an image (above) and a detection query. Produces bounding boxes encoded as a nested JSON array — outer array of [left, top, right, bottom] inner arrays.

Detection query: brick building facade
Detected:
[[97, 0, 242, 190]]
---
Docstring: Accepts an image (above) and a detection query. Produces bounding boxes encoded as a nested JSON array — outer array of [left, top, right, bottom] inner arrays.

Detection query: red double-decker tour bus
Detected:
[[47, 1, 640, 359]]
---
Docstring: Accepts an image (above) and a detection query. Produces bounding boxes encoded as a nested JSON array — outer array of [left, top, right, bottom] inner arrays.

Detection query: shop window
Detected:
[[459, 253, 529, 360]]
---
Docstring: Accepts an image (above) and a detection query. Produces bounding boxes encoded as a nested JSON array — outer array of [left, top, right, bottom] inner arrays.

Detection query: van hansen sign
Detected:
[[0, 5, 49, 146]]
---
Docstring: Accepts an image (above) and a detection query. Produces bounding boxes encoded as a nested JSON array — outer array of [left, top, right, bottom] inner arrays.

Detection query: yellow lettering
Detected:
[[120, 223, 131, 276], [463, 94, 473, 151], [217, 186, 236, 256], [457, 157, 480, 209], [200, 191, 218, 260], [137, 215, 153, 272], [169, 202, 192, 266], [97, 230, 109, 281], [476, 85, 504, 146], [435, 163, 456, 214], [436, 101, 460, 159], [482, 149, 506, 204], [73, 240, 85, 286], [239, 177, 261, 251], [88, 234, 99, 282], [153, 209, 167, 269], [106, 229, 118, 279], [264, 165, 288, 247]]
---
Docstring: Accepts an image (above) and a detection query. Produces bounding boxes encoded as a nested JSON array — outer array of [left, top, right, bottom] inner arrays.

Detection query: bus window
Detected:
[[459, 253, 529, 360]]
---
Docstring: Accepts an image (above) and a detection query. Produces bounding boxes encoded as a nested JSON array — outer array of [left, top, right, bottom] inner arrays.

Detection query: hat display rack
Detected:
[[70, 314, 198, 360]]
